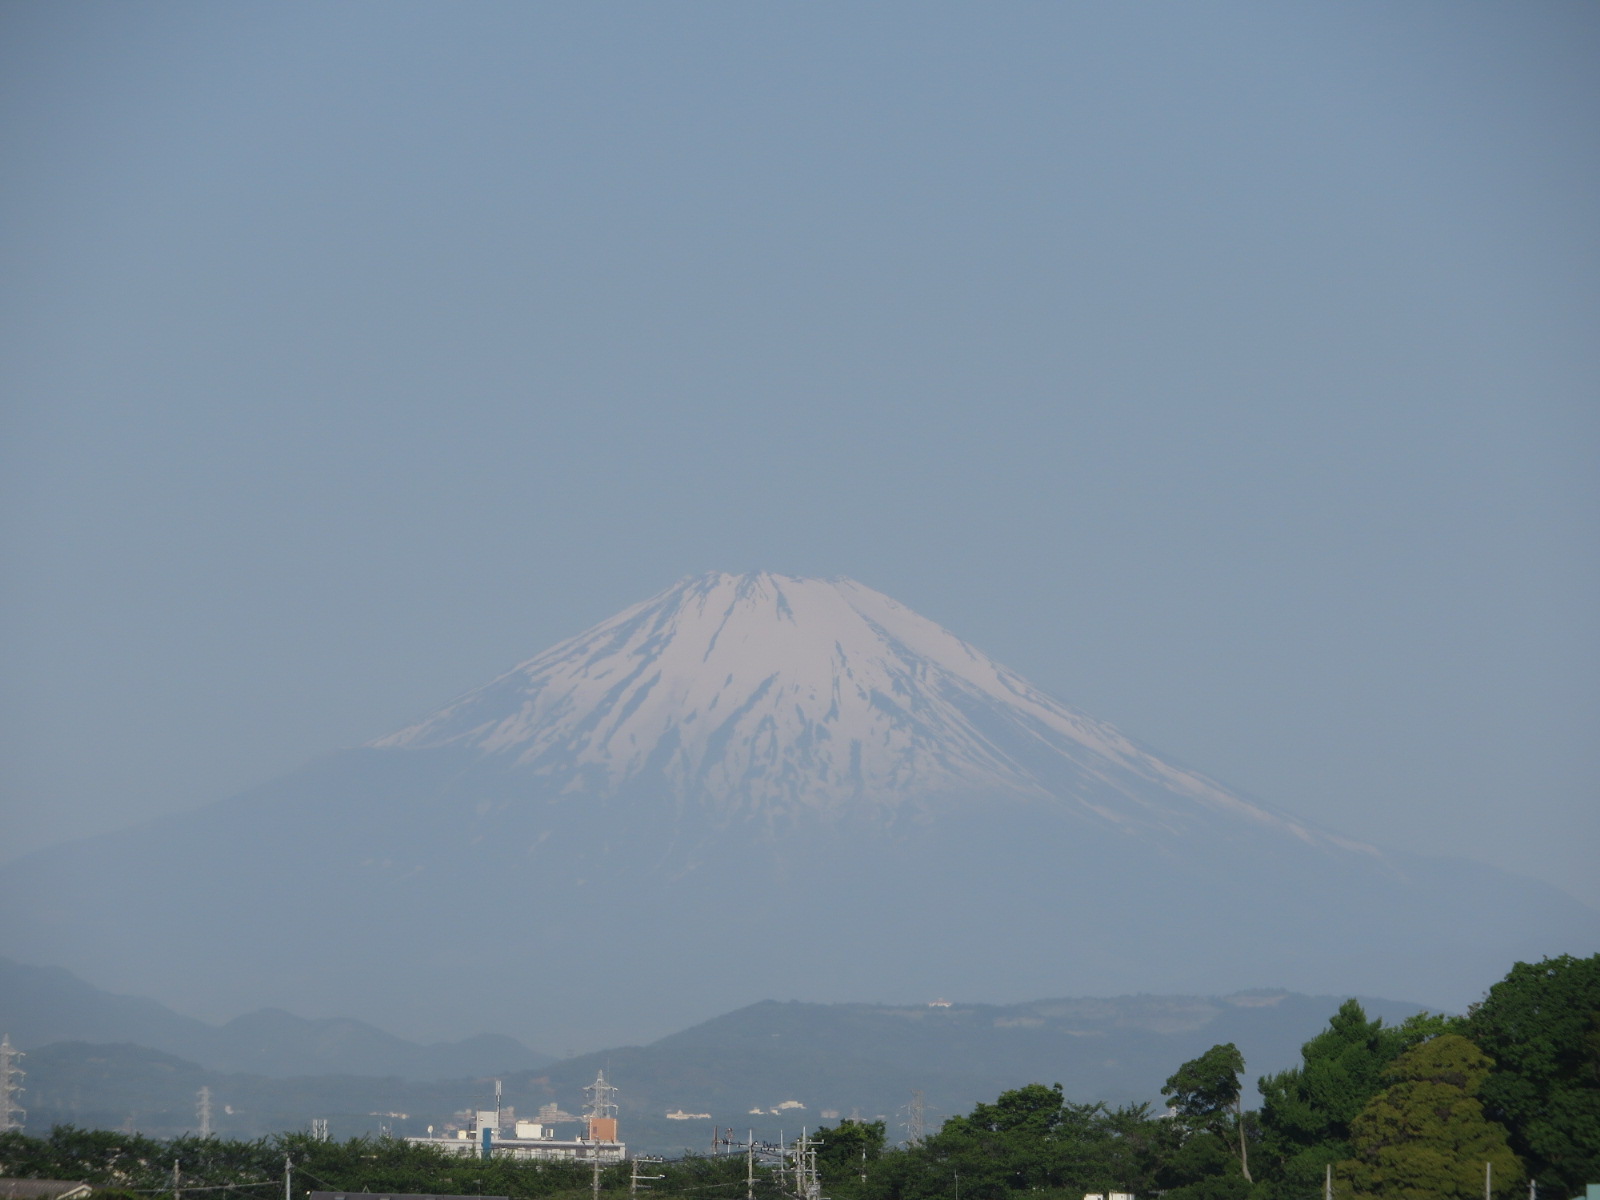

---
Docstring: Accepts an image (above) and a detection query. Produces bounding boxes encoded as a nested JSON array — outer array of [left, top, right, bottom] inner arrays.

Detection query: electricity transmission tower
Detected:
[[583, 1070, 619, 1122], [583, 1070, 621, 1200], [0, 1035, 25, 1132], [900, 1090, 927, 1148]]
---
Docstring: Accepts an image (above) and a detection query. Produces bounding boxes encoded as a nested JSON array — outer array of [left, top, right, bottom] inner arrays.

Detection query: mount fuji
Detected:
[[370, 573, 1354, 845], [2, 572, 1591, 1048]]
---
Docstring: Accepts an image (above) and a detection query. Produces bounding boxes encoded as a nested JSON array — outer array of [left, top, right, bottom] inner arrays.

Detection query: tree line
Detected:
[[836, 955, 1597, 1200], [3, 956, 1595, 1200]]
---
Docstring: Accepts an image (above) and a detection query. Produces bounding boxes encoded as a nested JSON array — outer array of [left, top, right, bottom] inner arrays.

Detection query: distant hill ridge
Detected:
[[13, 986, 1430, 1157], [0, 957, 550, 1080]]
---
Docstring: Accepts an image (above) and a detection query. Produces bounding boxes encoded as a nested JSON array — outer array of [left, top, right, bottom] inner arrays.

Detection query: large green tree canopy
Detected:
[[1340, 1034, 1522, 1200], [1164, 1042, 1252, 1184], [1255, 1000, 1464, 1200], [1257, 1000, 1395, 1199], [1468, 953, 1600, 1195]]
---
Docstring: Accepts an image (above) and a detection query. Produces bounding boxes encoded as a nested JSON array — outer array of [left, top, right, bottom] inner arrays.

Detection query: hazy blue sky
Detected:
[[3, 3, 1597, 910]]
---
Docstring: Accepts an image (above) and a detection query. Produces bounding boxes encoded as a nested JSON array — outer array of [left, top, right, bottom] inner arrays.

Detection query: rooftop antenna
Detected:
[[0, 1035, 25, 1132]]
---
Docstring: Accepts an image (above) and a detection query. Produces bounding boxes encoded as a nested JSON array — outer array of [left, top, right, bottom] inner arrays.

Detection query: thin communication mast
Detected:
[[0, 1035, 25, 1132]]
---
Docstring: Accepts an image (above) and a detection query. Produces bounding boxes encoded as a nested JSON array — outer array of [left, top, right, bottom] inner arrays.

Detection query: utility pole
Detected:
[[284, 1155, 292, 1200], [0, 1036, 24, 1133], [715, 1126, 789, 1197], [1486, 1162, 1492, 1200], [1324, 1162, 1332, 1200], [629, 1157, 664, 1200], [172, 1160, 181, 1200], [790, 1129, 822, 1200], [197, 1087, 213, 1138]]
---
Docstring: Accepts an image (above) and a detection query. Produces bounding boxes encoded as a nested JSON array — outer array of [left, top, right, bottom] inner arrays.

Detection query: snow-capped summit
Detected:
[[372, 571, 1342, 844]]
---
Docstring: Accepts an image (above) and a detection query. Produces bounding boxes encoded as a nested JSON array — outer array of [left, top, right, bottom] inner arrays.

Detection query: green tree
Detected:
[[1467, 953, 1600, 1196], [922, 1082, 1076, 1198], [863, 1084, 1156, 1200], [1164, 1043, 1252, 1184], [1253, 1001, 1464, 1199], [813, 1119, 886, 1197], [1096, 1103, 1172, 1199], [1338, 1033, 1522, 1200]]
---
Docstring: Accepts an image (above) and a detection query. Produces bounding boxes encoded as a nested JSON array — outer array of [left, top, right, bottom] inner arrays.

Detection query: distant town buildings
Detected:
[[746, 1100, 806, 1116], [405, 1072, 624, 1164]]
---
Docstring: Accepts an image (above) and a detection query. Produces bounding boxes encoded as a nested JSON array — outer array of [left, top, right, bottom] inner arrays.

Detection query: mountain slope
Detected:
[[0, 572, 1591, 1048]]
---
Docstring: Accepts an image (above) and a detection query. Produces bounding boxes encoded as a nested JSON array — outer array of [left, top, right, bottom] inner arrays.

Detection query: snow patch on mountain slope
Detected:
[[372, 572, 1367, 848]]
